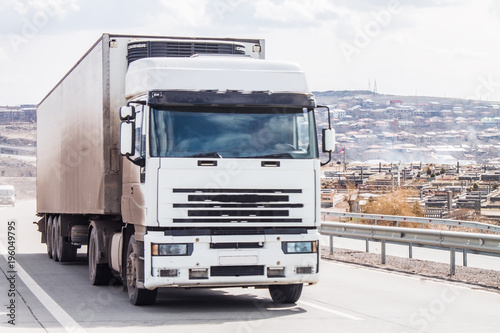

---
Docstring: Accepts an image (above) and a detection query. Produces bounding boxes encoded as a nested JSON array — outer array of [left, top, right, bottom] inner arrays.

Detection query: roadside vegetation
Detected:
[[361, 189, 423, 227]]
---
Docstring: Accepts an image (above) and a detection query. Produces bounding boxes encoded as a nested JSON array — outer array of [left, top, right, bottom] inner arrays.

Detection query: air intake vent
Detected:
[[127, 41, 247, 64], [211, 265, 264, 277], [172, 188, 303, 224]]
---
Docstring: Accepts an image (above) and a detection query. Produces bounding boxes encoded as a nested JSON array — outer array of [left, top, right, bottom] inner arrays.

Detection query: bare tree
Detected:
[[345, 181, 359, 213]]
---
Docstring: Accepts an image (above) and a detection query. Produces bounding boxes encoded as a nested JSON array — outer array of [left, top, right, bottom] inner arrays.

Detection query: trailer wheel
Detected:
[[268, 284, 303, 304], [55, 216, 77, 262], [46, 216, 53, 259], [88, 227, 113, 285], [126, 235, 157, 305]]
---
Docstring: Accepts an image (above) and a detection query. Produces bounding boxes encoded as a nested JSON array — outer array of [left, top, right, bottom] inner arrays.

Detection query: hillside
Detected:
[[313, 90, 500, 106], [0, 123, 36, 200]]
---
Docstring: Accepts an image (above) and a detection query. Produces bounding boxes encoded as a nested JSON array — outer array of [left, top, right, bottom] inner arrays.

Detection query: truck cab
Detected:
[[0, 185, 15, 206], [115, 53, 324, 304]]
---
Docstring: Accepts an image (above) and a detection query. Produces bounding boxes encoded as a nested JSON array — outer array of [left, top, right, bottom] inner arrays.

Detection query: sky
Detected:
[[1, 0, 500, 105]]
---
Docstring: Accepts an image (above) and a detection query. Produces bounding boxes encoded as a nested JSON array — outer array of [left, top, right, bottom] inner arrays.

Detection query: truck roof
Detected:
[[125, 56, 309, 99]]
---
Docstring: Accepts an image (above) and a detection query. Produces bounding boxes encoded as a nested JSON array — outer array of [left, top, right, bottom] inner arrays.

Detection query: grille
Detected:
[[127, 41, 246, 64], [211, 228, 265, 236], [211, 265, 264, 277], [210, 242, 263, 249], [172, 188, 303, 224]]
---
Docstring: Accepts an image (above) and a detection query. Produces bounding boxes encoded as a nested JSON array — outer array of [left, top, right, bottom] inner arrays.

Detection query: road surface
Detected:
[[1, 200, 499, 332]]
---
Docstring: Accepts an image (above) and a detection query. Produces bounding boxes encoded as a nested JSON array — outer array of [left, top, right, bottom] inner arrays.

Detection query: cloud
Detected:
[[28, 0, 80, 19], [490, 0, 500, 18], [254, 0, 317, 23], [335, 0, 467, 12], [253, 0, 339, 26], [157, 0, 211, 28], [0, 0, 80, 36], [0, 46, 10, 61], [0, 0, 24, 13], [2, 0, 500, 104]]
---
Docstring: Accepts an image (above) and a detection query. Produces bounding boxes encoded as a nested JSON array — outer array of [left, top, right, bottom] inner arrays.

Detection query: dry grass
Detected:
[[361, 189, 423, 227]]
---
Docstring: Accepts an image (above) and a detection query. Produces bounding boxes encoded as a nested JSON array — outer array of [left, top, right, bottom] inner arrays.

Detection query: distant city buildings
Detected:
[[0, 105, 36, 124], [321, 161, 500, 222], [315, 92, 500, 165]]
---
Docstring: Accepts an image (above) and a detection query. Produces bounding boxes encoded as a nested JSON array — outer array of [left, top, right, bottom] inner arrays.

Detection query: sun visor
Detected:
[[125, 56, 309, 99]]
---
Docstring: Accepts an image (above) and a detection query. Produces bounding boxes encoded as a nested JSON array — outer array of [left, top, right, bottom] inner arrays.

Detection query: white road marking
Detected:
[[298, 300, 364, 320], [0, 242, 86, 332]]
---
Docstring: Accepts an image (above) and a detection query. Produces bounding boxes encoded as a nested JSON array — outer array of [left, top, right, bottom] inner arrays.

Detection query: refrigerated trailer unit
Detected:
[[36, 33, 335, 305]]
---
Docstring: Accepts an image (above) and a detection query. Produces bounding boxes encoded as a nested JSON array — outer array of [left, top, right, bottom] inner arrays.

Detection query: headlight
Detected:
[[282, 241, 317, 254], [152, 243, 191, 256]]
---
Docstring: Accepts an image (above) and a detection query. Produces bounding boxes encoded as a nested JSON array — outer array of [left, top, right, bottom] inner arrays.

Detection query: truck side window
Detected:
[[134, 106, 146, 158]]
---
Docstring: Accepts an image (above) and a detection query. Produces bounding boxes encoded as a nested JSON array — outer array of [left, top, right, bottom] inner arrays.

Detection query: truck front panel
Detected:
[[157, 158, 318, 228], [143, 229, 319, 289]]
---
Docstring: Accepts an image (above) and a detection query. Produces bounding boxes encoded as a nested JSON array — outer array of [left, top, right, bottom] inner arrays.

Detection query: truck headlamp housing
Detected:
[[282, 241, 317, 254], [152, 243, 192, 256]]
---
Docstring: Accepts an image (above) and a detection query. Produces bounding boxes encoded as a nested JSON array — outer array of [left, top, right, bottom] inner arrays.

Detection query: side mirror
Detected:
[[120, 122, 135, 156], [322, 128, 336, 153], [120, 106, 136, 121]]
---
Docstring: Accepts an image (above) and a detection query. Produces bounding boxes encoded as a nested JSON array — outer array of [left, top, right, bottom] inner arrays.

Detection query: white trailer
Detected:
[[36, 33, 335, 305]]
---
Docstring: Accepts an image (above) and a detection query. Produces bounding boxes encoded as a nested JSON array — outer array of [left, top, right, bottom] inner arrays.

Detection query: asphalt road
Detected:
[[1, 200, 500, 332]]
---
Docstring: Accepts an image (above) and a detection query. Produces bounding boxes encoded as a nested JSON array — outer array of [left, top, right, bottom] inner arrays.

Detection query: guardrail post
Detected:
[[381, 240, 386, 264], [409, 243, 413, 259], [365, 239, 369, 253], [450, 247, 456, 276], [329, 235, 334, 255], [463, 249, 467, 267]]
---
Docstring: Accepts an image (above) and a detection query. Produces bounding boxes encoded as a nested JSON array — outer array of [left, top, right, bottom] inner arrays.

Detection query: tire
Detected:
[[51, 216, 59, 261], [126, 235, 157, 305], [70, 225, 88, 245], [88, 227, 114, 285], [268, 284, 303, 304], [46, 216, 53, 259], [55, 216, 77, 262]]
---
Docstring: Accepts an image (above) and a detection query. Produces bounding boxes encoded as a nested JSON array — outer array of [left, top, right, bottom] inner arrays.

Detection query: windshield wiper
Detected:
[[243, 153, 293, 159], [189, 152, 222, 158]]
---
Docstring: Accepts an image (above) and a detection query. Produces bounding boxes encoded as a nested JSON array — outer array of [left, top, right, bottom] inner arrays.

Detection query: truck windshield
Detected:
[[150, 106, 318, 159]]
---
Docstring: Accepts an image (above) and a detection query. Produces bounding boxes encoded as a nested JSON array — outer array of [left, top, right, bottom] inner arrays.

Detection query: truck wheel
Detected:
[[46, 216, 53, 259], [55, 216, 77, 262], [70, 225, 88, 245], [268, 284, 303, 304], [126, 235, 157, 305], [88, 227, 113, 285], [52, 217, 59, 261]]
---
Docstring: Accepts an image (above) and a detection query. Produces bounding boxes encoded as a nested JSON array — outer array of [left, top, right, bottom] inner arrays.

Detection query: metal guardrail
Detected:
[[322, 211, 500, 234], [320, 215, 500, 275]]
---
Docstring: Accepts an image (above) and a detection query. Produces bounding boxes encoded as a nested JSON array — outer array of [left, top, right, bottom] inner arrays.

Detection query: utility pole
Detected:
[[343, 148, 347, 172]]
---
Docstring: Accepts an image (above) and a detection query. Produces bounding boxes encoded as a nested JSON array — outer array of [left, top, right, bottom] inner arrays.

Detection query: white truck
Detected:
[[0, 185, 15, 206], [36, 33, 335, 305]]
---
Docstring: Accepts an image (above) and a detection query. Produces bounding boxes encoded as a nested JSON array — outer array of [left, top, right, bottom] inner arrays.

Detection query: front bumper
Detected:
[[143, 230, 319, 289], [0, 198, 14, 205]]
